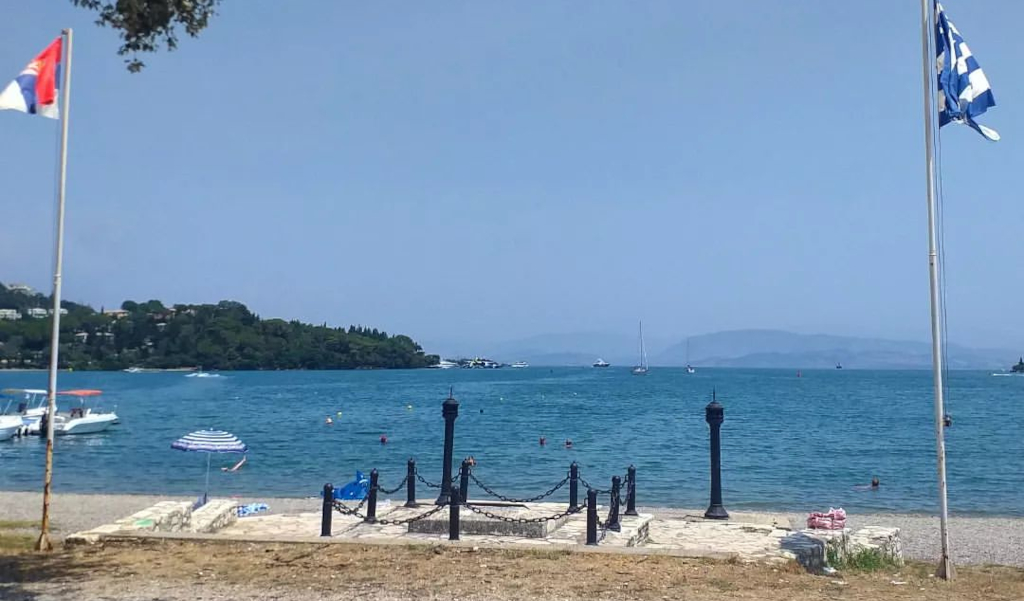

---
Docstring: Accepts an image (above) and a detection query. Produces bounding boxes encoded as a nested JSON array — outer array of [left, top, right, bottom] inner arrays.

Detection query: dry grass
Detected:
[[1, 540, 1023, 600]]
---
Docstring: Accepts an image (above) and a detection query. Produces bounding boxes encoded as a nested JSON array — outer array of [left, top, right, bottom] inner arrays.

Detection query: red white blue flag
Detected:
[[0, 37, 62, 119]]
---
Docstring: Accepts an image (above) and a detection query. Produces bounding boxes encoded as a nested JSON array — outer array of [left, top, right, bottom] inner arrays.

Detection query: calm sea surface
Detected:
[[0, 368, 1021, 515]]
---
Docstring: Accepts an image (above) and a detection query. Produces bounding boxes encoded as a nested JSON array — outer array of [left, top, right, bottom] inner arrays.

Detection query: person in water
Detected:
[[943, 414, 953, 428], [222, 455, 247, 472], [871, 476, 880, 488], [380, 434, 388, 445], [325, 416, 333, 425], [465, 456, 477, 467], [539, 436, 547, 446], [564, 439, 573, 449]]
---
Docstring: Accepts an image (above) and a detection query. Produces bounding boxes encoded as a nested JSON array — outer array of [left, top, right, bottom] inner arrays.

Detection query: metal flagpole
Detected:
[[918, 1, 955, 580], [36, 27, 73, 553]]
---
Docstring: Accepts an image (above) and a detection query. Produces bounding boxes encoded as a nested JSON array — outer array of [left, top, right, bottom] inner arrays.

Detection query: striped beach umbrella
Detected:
[[172, 430, 247, 504]]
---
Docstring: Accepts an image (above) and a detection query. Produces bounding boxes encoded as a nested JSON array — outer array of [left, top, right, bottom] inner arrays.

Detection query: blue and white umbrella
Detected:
[[172, 429, 247, 504]]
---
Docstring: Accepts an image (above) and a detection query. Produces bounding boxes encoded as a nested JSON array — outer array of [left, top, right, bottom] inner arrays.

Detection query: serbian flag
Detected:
[[0, 37, 62, 119]]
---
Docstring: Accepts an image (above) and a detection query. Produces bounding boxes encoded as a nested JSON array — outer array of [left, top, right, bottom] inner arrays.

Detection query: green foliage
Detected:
[[70, 0, 221, 72], [0, 284, 438, 371], [827, 547, 898, 573]]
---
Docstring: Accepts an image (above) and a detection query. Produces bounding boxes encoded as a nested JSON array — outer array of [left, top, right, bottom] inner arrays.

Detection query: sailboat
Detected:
[[685, 338, 696, 374], [631, 320, 648, 376]]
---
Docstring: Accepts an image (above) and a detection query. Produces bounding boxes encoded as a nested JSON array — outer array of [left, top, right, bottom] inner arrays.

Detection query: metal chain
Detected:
[[469, 472, 569, 503], [376, 475, 409, 495], [462, 500, 583, 524], [416, 472, 441, 489], [577, 475, 612, 495], [371, 503, 447, 526], [332, 496, 369, 518]]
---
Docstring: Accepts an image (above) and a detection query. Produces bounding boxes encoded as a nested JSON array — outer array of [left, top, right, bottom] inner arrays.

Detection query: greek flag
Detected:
[[936, 2, 999, 141]]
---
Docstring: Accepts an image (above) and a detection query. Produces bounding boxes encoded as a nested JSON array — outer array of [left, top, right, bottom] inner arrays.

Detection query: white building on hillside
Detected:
[[26, 308, 48, 318], [0, 309, 22, 320]]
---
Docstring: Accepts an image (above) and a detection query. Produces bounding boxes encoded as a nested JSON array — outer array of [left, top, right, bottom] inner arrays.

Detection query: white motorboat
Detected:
[[0, 415, 22, 441], [592, 358, 610, 368], [433, 359, 459, 369], [186, 371, 221, 378], [511, 361, 528, 368], [30, 389, 119, 436], [2, 388, 48, 431]]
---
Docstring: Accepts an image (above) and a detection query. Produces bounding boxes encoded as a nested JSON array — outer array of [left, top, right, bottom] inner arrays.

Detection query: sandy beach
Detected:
[[1, 491, 1022, 567]]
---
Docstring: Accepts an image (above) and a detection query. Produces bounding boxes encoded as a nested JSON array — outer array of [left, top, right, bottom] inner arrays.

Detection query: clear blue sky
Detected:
[[1, 1, 1021, 352]]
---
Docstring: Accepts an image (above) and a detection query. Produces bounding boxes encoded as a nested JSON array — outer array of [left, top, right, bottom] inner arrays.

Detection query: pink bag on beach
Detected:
[[806, 507, 847, 530]]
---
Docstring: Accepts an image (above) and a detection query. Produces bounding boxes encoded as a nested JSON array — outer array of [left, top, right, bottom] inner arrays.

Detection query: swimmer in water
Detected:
[[539, 436, 547, 446], [943, 414, 952, 428], [380, 434, 388, 445], [871, 476, 880, 489], [325, 416, 333, 425], [221, 455, 247, 472], [465, 456, 477, 467], [564, 439, 573, 449]]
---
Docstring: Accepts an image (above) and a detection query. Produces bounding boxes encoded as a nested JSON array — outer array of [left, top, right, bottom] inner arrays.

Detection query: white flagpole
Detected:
[[918, 1, 955, 580], [36, 27, 73, 553]]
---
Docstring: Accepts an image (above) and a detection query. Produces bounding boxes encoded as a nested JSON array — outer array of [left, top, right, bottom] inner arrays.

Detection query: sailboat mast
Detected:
[[918, 0, 954, 580]]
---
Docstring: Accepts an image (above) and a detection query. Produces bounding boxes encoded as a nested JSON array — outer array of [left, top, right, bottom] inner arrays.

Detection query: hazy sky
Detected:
[[1, 1, 1022, 352]]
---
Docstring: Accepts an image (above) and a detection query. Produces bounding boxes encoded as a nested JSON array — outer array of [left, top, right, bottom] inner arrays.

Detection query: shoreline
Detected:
[[2, 491, 1023, 567]]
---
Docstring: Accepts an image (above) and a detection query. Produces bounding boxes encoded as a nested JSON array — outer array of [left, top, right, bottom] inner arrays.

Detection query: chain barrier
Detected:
[[579, 475, 612, 495], [416, 472, 441, 489], [371, 503, 447, 526], [332, 496, 369, 518], [469, 472, 569, 503], [463, 499, 584, 524], [376, 475, 409, 495]]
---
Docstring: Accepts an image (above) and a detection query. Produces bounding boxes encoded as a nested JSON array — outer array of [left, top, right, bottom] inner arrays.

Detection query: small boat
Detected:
[[432, 359, 459, 370], [511, 361, 528, 369], [463, 358, 501, 369], [686, 365, 696, 374], [47, 390, 118, 435], [631, 320, 649, 376], [592, 358, 610, 368], [2, 388, 48, 432], [685, 338, 696, 374], [836, 363, 843, 370], [186, 371, 221, 378]]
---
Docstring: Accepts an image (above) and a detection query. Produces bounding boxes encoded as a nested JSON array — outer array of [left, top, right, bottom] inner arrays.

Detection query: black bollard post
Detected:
[[704, 391, 729, 520], [435, 388, 460, 505], [406, 458, 418, 508], [625, 465, 638, 516], [569, 462, 579, 511], [365, 469, 379, 522], [321, 483, 333, 537], [607, 476, 621, 532], [586, 489, 598, 545], [449, 489, 460, 541], [459, 459, 470, 505]]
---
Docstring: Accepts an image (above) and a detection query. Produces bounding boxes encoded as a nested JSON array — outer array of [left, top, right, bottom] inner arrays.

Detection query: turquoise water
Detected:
[[0, 368, 1021, 515]]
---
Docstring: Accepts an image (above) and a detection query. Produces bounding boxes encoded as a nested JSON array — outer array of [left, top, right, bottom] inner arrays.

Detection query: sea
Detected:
[[0, 368, 1021, 516]]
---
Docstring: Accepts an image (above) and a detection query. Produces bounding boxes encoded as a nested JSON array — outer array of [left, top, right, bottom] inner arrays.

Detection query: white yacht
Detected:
[[434, 359, 459, 369], [511, 361, 528, 369], [592, 358, 611, 368], [631, 320, 649, 376]]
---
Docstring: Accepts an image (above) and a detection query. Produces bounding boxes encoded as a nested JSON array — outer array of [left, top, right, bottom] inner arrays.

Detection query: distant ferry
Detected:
[[511, 361, 528, 369], [592, 359, 610, 368]]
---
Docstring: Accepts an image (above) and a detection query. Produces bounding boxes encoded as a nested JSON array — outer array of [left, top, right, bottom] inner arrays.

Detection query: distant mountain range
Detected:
[[453, 329, 1016, 370]]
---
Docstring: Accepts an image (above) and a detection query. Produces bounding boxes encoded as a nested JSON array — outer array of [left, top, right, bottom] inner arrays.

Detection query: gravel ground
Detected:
[[3, 492, 1022, 566]]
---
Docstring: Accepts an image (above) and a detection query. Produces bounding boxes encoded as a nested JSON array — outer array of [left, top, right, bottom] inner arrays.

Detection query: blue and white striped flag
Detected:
[[935, 2, 999, 141]]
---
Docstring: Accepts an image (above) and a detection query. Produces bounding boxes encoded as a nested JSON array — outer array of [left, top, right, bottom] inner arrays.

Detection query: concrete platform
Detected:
[[67, 497, 900, 574]]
